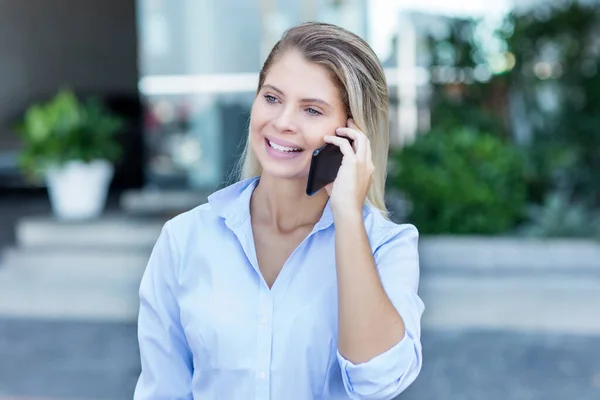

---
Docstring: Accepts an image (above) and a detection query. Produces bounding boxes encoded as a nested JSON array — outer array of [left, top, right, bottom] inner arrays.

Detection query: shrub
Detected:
[[388, 128, 527, 234]]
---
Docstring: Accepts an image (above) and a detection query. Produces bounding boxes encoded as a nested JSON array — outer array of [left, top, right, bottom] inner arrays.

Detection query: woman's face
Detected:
[[250, 50, 348, 180]]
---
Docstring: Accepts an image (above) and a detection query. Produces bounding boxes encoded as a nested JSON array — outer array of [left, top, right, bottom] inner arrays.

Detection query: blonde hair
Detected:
[[238, 22, 390, 217]]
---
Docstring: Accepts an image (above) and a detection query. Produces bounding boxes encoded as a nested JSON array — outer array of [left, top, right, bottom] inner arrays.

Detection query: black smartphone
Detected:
[[305, 138, 353, 196]]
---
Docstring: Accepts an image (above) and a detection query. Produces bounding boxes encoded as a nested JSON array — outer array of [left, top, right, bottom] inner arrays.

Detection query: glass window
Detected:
[[137, 0, 510, 190]]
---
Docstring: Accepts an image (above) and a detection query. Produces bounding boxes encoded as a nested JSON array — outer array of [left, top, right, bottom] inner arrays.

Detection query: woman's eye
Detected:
[[264, 95, 278, 103], [306, 107, 322, 116]]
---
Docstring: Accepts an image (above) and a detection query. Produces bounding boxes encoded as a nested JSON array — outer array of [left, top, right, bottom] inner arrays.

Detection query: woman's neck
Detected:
[[250, 173, 329, 233]]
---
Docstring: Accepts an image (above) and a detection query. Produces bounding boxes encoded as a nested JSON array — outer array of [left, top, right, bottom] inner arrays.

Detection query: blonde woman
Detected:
[[134, 22, 424, 400]]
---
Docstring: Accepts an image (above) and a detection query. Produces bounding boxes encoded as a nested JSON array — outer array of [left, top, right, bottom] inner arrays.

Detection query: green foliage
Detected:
[[413, 3, 600, 236], [520, 191, 600, 239], [15, 89, 124, 179], [502, 0, 600, 206], [388, 128, 527, 235]]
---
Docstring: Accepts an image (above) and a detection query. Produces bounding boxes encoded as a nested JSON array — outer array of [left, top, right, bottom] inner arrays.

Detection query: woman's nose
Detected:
[[272, 105, 297, 133]]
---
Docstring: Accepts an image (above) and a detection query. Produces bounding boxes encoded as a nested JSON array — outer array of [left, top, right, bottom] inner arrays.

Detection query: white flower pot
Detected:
[[45, 160, 114, 220]]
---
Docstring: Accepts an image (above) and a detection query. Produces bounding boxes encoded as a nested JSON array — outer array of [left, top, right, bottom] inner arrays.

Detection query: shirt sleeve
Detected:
[[336, 223, 424, 400], [133, 220, 194, 400]]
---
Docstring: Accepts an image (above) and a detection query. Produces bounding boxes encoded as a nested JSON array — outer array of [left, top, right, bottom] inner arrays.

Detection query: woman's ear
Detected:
[[346, 115, 353, 127]]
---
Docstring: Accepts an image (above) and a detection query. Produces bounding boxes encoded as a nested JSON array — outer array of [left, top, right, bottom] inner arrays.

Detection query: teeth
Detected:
[[268, 140, 301, 153]]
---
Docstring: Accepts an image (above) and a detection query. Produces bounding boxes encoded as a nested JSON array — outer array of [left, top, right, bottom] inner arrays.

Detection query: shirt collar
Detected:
[[207, 176, 335, 231], [207, 176, 259, 227]]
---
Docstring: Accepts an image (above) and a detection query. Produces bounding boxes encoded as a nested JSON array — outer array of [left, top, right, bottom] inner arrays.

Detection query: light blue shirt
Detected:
[[134, 177, 424, 400]]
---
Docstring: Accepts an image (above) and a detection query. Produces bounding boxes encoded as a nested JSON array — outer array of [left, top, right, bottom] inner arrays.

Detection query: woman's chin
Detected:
[[259, 162, 308, 181]]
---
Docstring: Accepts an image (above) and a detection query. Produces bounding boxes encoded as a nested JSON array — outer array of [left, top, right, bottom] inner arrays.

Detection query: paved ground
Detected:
[[404, 330, 600, 400], [0, 319, 139, 400], [0, 318, 599, 400]]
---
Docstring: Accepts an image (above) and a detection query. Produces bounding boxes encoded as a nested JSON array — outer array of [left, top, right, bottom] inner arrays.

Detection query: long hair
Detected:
[[237, 22, 390, 217]]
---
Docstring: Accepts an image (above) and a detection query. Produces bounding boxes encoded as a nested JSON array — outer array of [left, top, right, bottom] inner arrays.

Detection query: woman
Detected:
[[134, 22, 424, 400]]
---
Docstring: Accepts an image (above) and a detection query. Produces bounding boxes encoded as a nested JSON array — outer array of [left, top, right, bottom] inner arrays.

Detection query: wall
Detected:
[[0, 0, 142, 189]]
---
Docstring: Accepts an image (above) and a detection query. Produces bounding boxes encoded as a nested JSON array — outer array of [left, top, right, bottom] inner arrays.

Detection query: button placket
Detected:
[[255, 287, 274, 399]]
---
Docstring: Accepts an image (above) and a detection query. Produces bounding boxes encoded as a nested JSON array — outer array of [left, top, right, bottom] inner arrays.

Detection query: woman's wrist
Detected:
[[332, 204, 364, 226]]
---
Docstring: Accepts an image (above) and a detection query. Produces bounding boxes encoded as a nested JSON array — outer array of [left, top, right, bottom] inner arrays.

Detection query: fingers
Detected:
[[336, 119, 370, 162], [323, 135, 356, 159], [335, 127, 360, 152]]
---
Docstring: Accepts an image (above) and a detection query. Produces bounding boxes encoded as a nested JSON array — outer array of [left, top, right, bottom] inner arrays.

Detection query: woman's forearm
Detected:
[[334, 210, 406, 364]]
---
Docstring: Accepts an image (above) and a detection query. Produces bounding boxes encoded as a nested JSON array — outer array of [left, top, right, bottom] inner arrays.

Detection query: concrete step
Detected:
[[0, 247, 150, 283], [0, 266, 140, 321], [0, 247, 150, 321], [0, 252, 598, 334], [0, 252, 145, 321], [15, 213, 164, 249], [420, 275, 600, 334], [419, 236, 600, 273], [120, 188, 210, 215]]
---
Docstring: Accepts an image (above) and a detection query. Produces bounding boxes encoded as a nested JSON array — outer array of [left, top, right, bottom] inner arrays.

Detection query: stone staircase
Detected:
[[1, 207, 599, 334], [0, 214, 165, 322]]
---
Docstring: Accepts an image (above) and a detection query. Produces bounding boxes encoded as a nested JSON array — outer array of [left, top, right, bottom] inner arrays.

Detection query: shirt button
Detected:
[[259, 370, 267, 379], [260, 316, 268, 325]]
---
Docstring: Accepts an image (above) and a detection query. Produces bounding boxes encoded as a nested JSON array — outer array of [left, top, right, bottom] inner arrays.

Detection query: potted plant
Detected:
[[15, 89, 124, 220]]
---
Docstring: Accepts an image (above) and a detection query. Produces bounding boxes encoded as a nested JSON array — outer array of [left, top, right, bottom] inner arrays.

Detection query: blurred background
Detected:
[[0, 0, 599, 399]]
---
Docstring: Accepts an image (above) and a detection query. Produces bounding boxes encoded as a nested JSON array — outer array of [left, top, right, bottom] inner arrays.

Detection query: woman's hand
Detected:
[[323, 118, 375, 217]]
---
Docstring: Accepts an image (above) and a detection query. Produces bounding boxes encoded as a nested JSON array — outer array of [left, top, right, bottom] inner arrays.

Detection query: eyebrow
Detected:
[[262, 84, 332, 109]]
